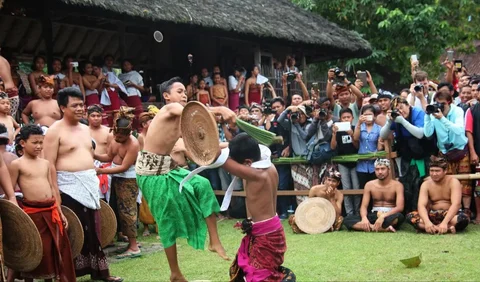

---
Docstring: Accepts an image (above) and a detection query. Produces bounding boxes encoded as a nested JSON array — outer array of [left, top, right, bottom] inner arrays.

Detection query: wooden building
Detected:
[[0, 0, 371, 91]]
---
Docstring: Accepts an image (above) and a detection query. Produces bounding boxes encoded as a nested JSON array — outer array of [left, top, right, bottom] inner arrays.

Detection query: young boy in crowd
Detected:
[[0, 92, 19, 151], [221, 133, 294, 281], [9, 125, 76, 281], [21, 75, 61, 127]]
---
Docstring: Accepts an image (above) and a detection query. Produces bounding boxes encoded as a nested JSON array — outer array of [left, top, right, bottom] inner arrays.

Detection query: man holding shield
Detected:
[[135, 77, 233, 282]]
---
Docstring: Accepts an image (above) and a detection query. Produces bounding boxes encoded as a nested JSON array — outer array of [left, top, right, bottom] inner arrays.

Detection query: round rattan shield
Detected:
[[181, 101, 219, 166], [100, 200, 117, 248], [0, 199, 42, 272], [294, 197, 336, 234], [61, 205, 84, 258]]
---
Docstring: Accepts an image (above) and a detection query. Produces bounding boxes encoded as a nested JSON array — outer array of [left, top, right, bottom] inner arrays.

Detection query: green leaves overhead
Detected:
[[292, 0, 480, 86]]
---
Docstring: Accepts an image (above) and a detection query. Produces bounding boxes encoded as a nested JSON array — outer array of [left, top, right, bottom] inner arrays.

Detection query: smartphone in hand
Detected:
[[357, 71, 367, 85]]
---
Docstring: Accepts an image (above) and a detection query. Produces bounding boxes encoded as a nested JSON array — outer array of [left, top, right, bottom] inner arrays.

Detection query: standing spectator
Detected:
[[196, 79, 211, 106], [51, 58, 69, 98], [326, 69, 363, 124], [457, 84, 473, 113], [119, 59, 144, 129], [200, 67, 213, 89], [63, 55, 86, 99], [331, 108, 359, 216], [284, 56, 299, 73], [28, 55, 48, 98], [424, 89, 471, 217], [5, 55, 29, 117], [82, 61, 101, 107], [466, 102, 480, 223], [273, 60, 283, 97], [354, 105, 383, 189], [407, 71, 431, 110], [186, 74, 198, 101], [244, 65, 263, 107], [228, 66, 245, 111], [210, 73, 228, 107]]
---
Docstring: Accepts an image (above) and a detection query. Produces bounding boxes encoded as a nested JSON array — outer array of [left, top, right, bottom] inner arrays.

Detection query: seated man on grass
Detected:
[[406, 157, 469, 234], [344, 159, 405, 232], [289, 169, 344, 233]]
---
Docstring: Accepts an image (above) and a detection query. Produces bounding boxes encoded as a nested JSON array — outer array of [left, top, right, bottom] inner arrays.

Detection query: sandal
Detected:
[[103, 276, 124, 282], [115, 243, 142, 254], [116, 235, 129, 243], [142, 230, 151, 237], [116, 249, 141, 259]]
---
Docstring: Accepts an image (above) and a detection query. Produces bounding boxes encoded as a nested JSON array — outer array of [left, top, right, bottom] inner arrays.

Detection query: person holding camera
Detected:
[[228, 66, 245, 111], [407, 71, 431, 110], [424, 89, 472, 217], [326, 69, 364, 124], [305, 100, 336, 165], [331, 108, 360, 216], [282, 72, 309, 106], [380, 97, 433, 212], [354, 105, 383, 189]]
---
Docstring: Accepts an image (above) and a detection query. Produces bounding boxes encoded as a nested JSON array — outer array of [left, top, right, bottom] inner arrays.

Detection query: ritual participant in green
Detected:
[[135, 77, 233, 282]]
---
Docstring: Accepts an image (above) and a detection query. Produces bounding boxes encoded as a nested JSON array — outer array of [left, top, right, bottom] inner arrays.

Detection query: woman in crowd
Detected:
[[51, 58, 69, 98], [186, 74, 198, 101], [244, 65, 263, 106], [228, 66, 245, 111], [81, 61, 102, 107], [354, 104, 383, 189], [62, 55, 85, 99], [118, 59, 144, 129], [196, 79, 211, 106], [27, 55, 47, 98]]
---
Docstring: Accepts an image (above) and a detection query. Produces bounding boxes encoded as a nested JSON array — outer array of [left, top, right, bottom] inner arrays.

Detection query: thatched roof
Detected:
[[57, 0, 371, 59]]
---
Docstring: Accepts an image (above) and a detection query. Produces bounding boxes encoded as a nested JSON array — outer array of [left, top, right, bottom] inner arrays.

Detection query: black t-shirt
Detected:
[[335, 126, 357, 168], [269, 115, 290, 157]]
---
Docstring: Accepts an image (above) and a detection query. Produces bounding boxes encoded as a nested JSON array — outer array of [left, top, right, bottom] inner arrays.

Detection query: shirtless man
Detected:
[[376, 92, 393, 126], [87, 105, 112, 200], [406, 157, 469, 234], [0, 93, 19, 149], [289, 170, 344, 233], [95, 108, 140, 259], [344, 159, 405, 232], [9, 125, 75, 282], [210, 73, 228, 107], [82, 61, 102, 106], [220, 133, 294, 281], [21, 75, 61, 127], [43, 87, 122, 282], [135, 77, 231, 281]]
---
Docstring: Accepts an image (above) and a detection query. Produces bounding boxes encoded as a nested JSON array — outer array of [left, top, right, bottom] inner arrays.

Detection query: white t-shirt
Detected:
[[119, 71, 144, 97]]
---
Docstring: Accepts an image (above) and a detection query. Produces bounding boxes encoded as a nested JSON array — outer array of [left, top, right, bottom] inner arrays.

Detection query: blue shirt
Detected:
[[390, 106, 425, 138], [357, 123, 381, 173], [424, 103, 467, 154]]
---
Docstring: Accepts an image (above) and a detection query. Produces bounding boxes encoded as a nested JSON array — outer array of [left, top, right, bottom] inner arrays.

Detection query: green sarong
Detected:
[[136, 154, 219, 249]]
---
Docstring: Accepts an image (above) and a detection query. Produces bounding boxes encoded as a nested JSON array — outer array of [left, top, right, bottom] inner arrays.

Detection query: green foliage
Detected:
[[293, 0, 480, 88]]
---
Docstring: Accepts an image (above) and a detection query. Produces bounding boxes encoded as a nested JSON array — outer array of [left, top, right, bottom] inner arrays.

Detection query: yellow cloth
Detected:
[[139, 197, 155, 225]]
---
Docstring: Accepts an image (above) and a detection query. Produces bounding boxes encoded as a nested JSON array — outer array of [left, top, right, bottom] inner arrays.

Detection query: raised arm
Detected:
[[296, 75, 309, 101], [366, 71, 378, 94], [4, 158, 18, 206], [222, 158, 261, 182]]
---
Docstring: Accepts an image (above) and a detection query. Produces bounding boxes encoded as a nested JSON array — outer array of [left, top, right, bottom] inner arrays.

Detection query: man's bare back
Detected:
[[244, 166, 278, 222], [90, 125, 111, 155], [9, 157, 53, 201], [22, 99, 61, 127], [45, 120, 95, 171]]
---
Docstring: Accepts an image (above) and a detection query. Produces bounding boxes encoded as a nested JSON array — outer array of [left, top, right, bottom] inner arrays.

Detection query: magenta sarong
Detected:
[[230, 216, 287, 282]]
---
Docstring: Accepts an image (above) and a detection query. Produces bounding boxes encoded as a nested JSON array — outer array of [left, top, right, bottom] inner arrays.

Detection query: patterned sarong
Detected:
[[230, 216, 295, 282], [111, 177, 138, 238], [407, 209, 469, 232], [135, 151, 220, 249], [57, 169, 100, 210], [21, 197, 76, 281]]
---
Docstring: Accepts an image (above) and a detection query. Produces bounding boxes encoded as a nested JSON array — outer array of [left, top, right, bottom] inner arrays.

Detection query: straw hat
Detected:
[[180, 101, 220, 166], [294, 197, 336, 234], [0, 199, 42, 272], [61, 205, 84, 258], [100, 200, 117, 248]]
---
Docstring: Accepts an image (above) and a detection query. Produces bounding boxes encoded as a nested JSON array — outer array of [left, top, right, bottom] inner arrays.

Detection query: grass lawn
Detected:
[[80, 220, 480, 281]]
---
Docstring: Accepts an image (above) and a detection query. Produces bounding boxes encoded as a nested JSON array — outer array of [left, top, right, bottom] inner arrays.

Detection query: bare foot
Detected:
[[208, 244, 230, 260], [170, 274, 187, 282], [142, 230, 151, 237], [449, 226, 456, 234], [387, 226, 396, 233]]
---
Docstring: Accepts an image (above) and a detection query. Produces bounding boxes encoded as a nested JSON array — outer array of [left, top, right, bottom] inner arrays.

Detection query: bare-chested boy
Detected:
[[135, 77, 231, 281], [407, 157, 469, 234], [82, 61, 102, 107], [95, 107, 140, 259], [0, 124, 19, 195], [210, 73, 228, 107], [8, 125, 75, 282], [289, 170, 344, 233], [43, 87, 122, 282], [344, 159, 405, 232], [87, 105, 112, 200], [0, 92, 20, 150], [22, 75, 61, 127], [220, 133, 294, 282]]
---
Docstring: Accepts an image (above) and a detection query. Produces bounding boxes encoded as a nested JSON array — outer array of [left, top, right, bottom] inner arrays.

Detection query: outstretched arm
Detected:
[[222, 158, 260, 182]]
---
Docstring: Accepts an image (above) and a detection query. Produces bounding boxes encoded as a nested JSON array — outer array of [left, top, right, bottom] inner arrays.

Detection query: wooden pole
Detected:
[[41, 0, 54, 74]]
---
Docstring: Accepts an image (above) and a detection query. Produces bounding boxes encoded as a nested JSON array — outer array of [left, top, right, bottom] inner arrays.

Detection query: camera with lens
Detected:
[[290, 112, 299, 121], [318, 109, 328, 119], [390, 109, 400, 119], [305, 105, 314, 117], [263, 100, 273, 115], [414, 84, 424, 92], [333, 67, 346, 86], [426, 102, 445, 115], [284, 71, 297, 82]]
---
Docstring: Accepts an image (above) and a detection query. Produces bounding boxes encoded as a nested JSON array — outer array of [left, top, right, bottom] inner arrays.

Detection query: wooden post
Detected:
[[41, 0, 54, 73], [118, 22, 126, 60], [253, 45, 261, 67], [385, 139, 396, 179]]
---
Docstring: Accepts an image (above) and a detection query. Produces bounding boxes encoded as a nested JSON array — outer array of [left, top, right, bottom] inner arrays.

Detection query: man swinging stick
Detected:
[[135, 77, 232, 281]]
